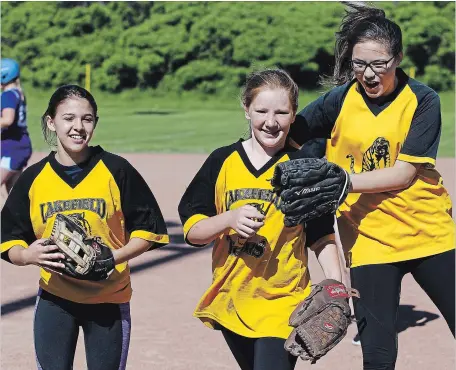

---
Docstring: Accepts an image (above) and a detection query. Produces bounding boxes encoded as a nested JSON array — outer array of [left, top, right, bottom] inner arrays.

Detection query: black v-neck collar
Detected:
[[357, 68, 409, 117], [236, 139, 294, 178], [48, 146, 104, 189]]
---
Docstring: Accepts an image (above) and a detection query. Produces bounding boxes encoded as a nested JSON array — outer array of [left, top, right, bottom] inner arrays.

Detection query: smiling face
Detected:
[[244, 88, 295, 150], [46, 97, 97, 157], [352, 40, 402, 99]]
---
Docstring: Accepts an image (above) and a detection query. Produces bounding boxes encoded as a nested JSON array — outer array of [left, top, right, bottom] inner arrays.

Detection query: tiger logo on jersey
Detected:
[[346, 137, 391, 174], [65, 212, 92, 235], [227, 202, 267, 258]]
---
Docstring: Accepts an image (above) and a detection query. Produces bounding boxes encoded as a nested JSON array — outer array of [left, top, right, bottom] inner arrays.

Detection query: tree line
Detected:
[[2, 1, 454, 93]]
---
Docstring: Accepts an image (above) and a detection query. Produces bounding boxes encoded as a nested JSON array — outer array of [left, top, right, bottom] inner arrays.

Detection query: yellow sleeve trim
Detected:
[[1, 240, 28, 253], [183, 214, 209, 239], [308, 233, 336, 251], [130, 230, 169, 244], [397, 153, 436, 167]]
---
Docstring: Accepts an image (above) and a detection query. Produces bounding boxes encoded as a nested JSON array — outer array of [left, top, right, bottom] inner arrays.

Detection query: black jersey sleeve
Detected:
[[295, 138, 327, 159], [399, 87, 442, 166], [178, 145, 234, 245], [103, 153, 169, 249], [1, 161, 47, 262], [289, 83, 350, 147], [178, 155, 217, 224], [121, 161, 169, 248]]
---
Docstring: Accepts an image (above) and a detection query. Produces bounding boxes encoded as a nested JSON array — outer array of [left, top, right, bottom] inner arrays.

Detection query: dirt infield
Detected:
[[1, 153, 454, 370]]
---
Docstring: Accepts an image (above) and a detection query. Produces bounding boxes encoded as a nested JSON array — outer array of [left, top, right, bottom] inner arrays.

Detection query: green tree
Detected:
[[1, 1, 453, 92]]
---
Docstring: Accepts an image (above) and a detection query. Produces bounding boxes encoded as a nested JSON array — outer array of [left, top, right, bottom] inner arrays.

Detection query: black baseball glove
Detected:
[[271, 158, 351, 227]]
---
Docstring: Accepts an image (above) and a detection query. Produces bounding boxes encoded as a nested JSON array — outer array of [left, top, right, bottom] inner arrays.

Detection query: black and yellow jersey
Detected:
[[1, 146, 169, 304], [290, 68, 454, 267], [178, 139, 335, 339]]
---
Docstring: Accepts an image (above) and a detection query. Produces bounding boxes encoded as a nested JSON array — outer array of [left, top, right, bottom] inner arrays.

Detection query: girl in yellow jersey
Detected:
[[179, 69, 342, 370], [289, 3, 455, 369], [1, 85, 169, 370]]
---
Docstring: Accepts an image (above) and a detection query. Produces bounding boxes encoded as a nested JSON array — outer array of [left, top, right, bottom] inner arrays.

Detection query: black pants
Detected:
[[351, 249, 455, 370], [220, 326, 297, 370], [34, 289, 131, 370]]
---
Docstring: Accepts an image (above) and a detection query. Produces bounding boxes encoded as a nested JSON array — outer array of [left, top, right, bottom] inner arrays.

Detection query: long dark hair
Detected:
[[322, 2, 403, 87], [41, 85, 98, 146]]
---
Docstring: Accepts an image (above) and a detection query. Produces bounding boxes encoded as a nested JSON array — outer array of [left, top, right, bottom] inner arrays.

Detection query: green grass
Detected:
[[24, 87, 455, 157], [439, 90, 455, 157]]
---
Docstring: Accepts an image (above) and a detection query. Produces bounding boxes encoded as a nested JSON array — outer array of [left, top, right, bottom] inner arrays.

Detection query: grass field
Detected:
[[24, 87, 455, 157]]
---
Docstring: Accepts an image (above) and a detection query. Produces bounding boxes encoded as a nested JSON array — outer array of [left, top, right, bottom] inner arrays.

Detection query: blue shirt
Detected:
[[1, 88, 28, 138], [58, 157, 91, 180]]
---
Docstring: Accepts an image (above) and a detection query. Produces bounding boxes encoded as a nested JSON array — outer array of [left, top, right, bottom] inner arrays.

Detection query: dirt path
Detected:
[[1, 153, 454, 369]]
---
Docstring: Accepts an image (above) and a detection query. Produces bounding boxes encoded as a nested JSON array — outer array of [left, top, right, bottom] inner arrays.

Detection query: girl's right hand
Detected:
[[229, 205, 265, 239], [22, 239, 66, 273]]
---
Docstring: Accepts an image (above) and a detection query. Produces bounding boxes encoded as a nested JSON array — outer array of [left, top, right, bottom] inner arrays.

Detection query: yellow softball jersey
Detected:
[[178, 140, 335, 339], [1, 146, 169, 304], [290, 69, 454, 267]]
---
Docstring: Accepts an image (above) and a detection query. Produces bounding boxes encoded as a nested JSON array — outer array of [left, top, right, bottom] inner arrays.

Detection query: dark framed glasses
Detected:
[[350, 55, 396, 74]]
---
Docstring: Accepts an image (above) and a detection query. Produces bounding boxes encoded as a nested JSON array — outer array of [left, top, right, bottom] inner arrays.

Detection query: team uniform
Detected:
[[1, 146, 169, 370], [1, 88, 32, 171], [179, 139, 334, 370], [290, 68, 455, 367]]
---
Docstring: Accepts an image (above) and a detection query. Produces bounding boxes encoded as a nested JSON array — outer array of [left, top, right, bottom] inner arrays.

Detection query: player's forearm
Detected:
[[7, 245, 28, 266], [112, 238, 153, 265], [349, 161, 419, 193], [186, 212, 232, 246], [314, 242, 342, 281], [0, 117, 14, 128]]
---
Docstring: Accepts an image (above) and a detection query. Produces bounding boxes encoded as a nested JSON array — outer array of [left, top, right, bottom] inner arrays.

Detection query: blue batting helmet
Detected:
[[1, 58, 20, 85]]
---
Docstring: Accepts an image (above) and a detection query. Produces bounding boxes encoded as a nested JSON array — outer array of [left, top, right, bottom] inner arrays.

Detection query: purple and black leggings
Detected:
[[34, 289, 131, 370], [351, 249, 455, 370]]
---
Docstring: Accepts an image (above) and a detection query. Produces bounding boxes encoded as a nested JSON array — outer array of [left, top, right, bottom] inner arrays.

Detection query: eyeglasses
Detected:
[[350, 56, 396, 74]]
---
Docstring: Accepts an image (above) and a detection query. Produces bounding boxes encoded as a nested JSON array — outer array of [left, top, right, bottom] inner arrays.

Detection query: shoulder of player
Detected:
[[205, 141, 239, 165], [331, 79, 354, 97], [322, 80, 353, 106], [286, 138, 327, 159], [1, 89, 20, 104], [12, 156, 49, 193], [98, 149, 137, 176], [209, 141, 238, 158], [23, 156, 49, 176], [190, 141, 239, 181], [297, 80, 352, 121], [1, 89, 17, 98], [404, 72, 439, 106]]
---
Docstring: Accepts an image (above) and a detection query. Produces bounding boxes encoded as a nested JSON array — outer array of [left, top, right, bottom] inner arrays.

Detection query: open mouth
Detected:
[[364, 80, 380, 89]]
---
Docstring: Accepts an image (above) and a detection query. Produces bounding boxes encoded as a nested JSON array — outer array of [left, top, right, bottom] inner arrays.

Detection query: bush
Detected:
[[420, 65, 455, 91], [99, 55, 138, 92], [138, 54, 166, 88]]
